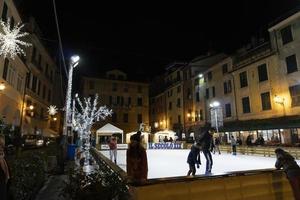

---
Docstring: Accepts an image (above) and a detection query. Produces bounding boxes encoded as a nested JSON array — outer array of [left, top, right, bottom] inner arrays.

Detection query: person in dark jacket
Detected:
[[187, 143, 201, 176], [199, 129, 214, 174], [0, 134, 9, 200], [126, 131, 148, 185], [275, 148, 300, 200]]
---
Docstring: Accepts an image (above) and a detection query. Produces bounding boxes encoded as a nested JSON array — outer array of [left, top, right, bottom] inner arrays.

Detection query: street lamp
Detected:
[[210, 101, 220, 133], [0, 82, 5, 91], [274, 95, 285, 116], [63, 55, 80, 142]]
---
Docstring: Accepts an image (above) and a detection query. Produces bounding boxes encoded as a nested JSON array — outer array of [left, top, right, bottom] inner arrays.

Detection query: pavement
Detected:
[[34, 175, 68, 200], [34, 161, 74, 200]]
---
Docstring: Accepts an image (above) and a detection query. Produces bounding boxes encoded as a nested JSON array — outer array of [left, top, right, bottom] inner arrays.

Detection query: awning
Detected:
[[96, 123, 124, 143], [220, 116, 300, 132]]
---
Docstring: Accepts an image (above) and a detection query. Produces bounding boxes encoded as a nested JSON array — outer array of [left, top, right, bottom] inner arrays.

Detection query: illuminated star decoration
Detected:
[[47, 105, 58, 116], [0, 19, 31, 59]]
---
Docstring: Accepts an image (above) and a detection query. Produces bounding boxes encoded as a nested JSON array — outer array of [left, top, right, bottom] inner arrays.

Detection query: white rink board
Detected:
[[101, 149, 300, 179]]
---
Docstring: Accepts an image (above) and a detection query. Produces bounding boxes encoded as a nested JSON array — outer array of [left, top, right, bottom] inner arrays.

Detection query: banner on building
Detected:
[[210, 107, 223, 129]]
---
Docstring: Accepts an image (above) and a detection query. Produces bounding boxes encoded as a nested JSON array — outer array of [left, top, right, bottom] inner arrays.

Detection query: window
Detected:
[[187, 88, 191, 99], [222, 64, 228, 74], [89, 80, 95, 89], [118, 75, 124, 80], [137, 114, 142, 123], [177, 71, 181, 81], [1, 2, 8, 22], [168, 102, 172, 110], [45, 64, 48, 77], [195, 111, 199, 121], [286, 54, 298, 74], [112, 113, 117, 123], [109, 96, 112, 105], [17, 74, 23, 93], [112, 83, 117, 91], [40, 107, 44, 119], [177, 86, 181, 93], [7, 67, 16, 87], [281, 25, 293, 45], [128, 97, 131, 105], [239, 71, 248, 88], [48, 89, 51, 102], [31, 47, 36, 62], [123, 113, 128, 123], [2, 58, 9, 80], [50, 70, 53, 82], [200, 110, 203, 120], [109, 74, 115, 79], [170, 89, 173, 97], [10, 17, 14, 30], [196, 92, 200, 102], [224, 80, 232, 94], [258, 64, 268, 82], [205, 88, 209, 99], [120, 96, 124, 106], [37, 79, 41, 95], [138, 85, 142, 93], [261, 92, 271, 110], [137, 98, 142, 106], [38, 54, 42, 67], [289, 84, 300, 106], [207, 71, 212, 81], [117, 96, 120, 105], [212, 86, 215, 97], [42, 85, 46, 99], [225, 103, 231, 117], [242, 97, 251, 113], [32, 76, 37, 92], [177, 98, 181, 107], [178, 115, 181, 123], [124, 86, 128, 92]]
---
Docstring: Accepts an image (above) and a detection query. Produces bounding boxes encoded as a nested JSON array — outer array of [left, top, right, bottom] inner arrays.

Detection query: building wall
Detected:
[[82, 71, 149, 134]]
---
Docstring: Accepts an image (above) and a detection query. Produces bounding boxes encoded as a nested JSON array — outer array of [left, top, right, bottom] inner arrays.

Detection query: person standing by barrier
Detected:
[[0, 134, 10, 200], [187, 143, 201, 176], [275, 148, 300, 200], [231, 136, 237, 155], [108, 136, 117, 164], [126, 131, 148, 185], [213, 137, 221, 155], [199, 129, 214, 174]]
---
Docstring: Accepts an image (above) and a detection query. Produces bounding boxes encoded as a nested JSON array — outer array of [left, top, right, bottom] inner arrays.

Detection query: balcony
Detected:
[[233, 43, 275, 69]]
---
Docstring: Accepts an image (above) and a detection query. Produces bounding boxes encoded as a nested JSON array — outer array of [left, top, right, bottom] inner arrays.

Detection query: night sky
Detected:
[[20, 0, 300, 82]]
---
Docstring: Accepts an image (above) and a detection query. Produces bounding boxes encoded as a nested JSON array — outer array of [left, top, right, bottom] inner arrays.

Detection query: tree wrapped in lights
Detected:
[[73, 94, 112, 166]]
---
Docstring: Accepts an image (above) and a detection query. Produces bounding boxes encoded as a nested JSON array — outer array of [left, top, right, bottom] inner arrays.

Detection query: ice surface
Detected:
[[101, 149, 300, 179]]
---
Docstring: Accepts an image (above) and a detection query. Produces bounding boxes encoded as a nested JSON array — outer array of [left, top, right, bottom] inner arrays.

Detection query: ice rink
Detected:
[[101, 149, 300, 179]]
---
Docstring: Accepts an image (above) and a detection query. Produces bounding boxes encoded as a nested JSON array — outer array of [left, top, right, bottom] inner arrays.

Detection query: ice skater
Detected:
[[108, 136, 117, 164], [231, 136, 237, 155], [213, 137, 221, 155], [199, 129, 214, 174], [275, 148, 300, 200], [187, 142, 201, 176]]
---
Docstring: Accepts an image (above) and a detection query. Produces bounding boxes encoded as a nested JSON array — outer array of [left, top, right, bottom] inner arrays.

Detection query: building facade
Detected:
[[0, 0, 28, 129], [81, 70, 149, 140], [0, 0, 63, 137]]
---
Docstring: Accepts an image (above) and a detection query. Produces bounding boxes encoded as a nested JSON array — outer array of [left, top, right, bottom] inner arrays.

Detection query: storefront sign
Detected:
[[148, 142, 183, 149], [100, 144, 128, 150]]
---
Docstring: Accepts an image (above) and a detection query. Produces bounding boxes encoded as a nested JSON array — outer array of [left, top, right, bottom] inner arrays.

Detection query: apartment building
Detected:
[[81, 70, 149, 139]]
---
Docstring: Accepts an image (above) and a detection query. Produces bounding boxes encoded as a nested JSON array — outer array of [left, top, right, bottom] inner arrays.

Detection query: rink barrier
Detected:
[[219, 145, 300, 159], [91, 148, 294, 200], [130, 169, 293, 200]]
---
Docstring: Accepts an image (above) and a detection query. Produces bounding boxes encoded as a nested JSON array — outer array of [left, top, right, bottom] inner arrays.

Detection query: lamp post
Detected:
[[274, 95, 285, 116], [210, 101, 220, 133], [63, 55, 80, 143]]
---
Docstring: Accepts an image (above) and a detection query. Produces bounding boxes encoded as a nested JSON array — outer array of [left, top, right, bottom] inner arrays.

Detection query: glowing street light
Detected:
[[29, 105, 34, 110], [210, 101, 221, 132], [63, 55, 80, 141]]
